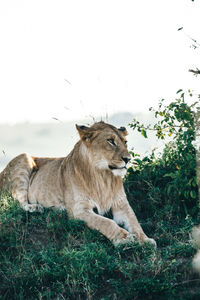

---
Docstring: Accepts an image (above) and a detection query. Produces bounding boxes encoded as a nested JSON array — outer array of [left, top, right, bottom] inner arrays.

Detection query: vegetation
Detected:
[[1, 92, 200, 299], [129, 90, 200, 218]]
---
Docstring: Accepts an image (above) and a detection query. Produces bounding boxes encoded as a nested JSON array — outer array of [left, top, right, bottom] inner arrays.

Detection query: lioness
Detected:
[[0, 121, 156, 246]]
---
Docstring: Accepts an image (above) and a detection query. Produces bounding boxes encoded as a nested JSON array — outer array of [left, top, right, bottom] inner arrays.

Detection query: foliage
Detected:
[[128, 91, 199, 218]]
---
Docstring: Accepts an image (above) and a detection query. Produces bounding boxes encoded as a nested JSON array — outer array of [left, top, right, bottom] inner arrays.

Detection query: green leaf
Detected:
[[184, 191, 189, 198], [167, 185, 173, 195], [176, 89, 183, 94], [192, 178, 197, 187], [141, 129, 147, 138], [190, 190, 197, 199], [178, 27, 183, 31], [134, 158, 142, 165], [163, 172, 177, 179]]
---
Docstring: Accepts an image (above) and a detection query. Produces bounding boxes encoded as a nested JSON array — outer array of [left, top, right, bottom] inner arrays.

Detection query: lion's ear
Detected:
[[118, 127, 128, 136], [76, 124, 93, 141]]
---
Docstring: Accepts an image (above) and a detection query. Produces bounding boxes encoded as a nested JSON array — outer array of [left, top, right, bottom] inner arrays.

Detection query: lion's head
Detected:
[[76, 121, 131, 176]]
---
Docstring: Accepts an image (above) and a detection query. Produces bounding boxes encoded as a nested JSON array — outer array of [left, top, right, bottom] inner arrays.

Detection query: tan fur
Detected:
[[0, 122, 156, 246]]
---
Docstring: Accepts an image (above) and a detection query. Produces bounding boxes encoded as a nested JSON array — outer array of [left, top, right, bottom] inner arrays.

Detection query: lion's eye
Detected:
[[107, 139, 116, 146]]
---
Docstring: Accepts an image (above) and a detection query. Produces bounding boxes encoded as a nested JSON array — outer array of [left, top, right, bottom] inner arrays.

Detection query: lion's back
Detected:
[[0, 154, 65, 203]]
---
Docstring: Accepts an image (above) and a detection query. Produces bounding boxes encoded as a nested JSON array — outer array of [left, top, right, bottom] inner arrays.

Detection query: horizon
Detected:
[[0, 110, 163, 171]]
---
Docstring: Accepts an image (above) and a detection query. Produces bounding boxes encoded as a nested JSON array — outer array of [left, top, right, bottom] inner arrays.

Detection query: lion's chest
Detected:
[[82, 174, 122, 215], [89, 197, 113, 215]]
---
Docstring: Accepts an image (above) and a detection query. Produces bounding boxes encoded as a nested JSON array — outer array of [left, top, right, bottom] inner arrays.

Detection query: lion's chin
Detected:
[[111, 167, 127, 177]]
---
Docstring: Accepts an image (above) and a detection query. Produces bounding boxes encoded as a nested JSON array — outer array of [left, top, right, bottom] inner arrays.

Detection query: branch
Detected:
[[178, 27, 200, 50], [189, 69, 200, 76], [172, 279, 200, 288]]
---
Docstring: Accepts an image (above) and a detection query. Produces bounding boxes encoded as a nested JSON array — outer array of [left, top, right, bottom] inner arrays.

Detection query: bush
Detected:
[[127, 90, 199, 219]]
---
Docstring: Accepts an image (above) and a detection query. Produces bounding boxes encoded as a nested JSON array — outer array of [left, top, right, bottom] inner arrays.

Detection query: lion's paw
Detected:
[[143, 237, 157, 249], [113, 231, 136, 246], [22, 203, 44, 213]]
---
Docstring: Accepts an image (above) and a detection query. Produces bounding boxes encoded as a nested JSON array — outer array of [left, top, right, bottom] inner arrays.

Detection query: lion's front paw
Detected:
[[35, 204, 44, 213], [143, 237, 157, 249], [22, 203, 44, 213], [113, 229, 136, 246]]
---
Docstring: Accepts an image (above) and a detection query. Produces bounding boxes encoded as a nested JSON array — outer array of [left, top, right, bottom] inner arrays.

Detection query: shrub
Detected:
[[127, 90, 199, 219]]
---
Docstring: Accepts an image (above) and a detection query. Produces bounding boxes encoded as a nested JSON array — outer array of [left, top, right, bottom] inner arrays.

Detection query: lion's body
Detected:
[[0, 122, 156, 246]]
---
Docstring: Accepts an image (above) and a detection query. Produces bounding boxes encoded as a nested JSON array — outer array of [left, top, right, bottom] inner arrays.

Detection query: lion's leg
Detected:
[[73, 210, 135, 246], [1, 153, 43, 212], [112, 200, 157, 247]]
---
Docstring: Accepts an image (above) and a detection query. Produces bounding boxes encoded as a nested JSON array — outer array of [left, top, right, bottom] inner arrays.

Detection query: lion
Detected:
[[0, 121, 156, 246]]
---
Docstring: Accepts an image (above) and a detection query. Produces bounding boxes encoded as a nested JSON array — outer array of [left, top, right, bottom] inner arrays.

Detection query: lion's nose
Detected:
[[122, 157, 131, 164]]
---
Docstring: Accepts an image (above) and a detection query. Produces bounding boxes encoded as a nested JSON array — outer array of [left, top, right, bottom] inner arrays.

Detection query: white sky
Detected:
[[0, 0, 200, 124]]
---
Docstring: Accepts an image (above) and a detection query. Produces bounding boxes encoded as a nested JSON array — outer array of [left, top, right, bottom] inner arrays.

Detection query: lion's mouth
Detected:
[[108, 165, 126, 170]]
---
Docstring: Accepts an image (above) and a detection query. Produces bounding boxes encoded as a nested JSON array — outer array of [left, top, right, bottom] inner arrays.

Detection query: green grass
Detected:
[[0, 191, 200, 300]]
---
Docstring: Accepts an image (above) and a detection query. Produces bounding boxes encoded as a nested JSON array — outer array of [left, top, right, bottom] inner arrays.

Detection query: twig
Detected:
[[172, 278, 200, 287], [52, 117, 63, 123], [189, 69, 200, 76], [64, 78, 72, 85]]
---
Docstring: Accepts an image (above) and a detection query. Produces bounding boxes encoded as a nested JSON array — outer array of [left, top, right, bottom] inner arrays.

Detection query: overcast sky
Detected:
[[0, 0, 200, 124]]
